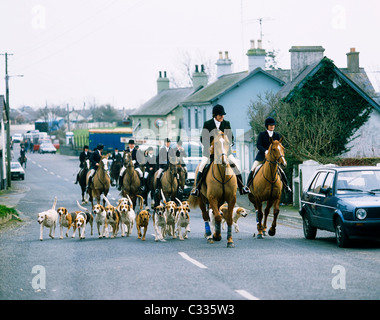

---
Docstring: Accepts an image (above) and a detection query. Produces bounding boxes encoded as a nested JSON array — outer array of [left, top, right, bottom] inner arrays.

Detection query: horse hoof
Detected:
[[213, 233, 222, 241], [257, 234, 263, 239], [207, 236, 214, 244], [227, 242, 235, 248], [263, 231, 267, 236], [268, 228, 276, 236]]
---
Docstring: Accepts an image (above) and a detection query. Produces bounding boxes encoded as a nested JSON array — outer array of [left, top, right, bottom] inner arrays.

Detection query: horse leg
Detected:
[[255, 200, 264, 239], [209, 197, 222, 241], [225, 197, 236, 248], [262, 201, 273, 236], [268, 198, 281, 237]]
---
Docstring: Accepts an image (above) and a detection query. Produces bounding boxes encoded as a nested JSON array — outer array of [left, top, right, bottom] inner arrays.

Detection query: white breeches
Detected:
[[250, 160, 263, 172], [119, 166, 143, 178], [199, 154, 241, 172]]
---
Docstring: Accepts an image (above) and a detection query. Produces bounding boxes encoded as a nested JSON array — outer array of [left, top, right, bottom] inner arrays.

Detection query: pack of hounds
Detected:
[[37, 193, 248, 242]]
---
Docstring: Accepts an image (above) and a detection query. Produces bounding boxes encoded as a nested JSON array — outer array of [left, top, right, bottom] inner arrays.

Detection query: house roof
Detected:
[[278, 58, 380, 113], [182, 68, 285, 105], [131, 87, 195, 116]]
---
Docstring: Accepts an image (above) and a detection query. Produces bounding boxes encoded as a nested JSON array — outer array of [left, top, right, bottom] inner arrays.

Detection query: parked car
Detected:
[[39, 142, 57, 154], [299, 166, 380, 247], [11, 162, 25, 180], [12, 133, 23, 143]]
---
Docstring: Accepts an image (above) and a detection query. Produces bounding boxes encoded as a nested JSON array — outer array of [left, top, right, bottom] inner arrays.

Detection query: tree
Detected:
[[248, 58, 373, 163], [248, 92, 340, 163]]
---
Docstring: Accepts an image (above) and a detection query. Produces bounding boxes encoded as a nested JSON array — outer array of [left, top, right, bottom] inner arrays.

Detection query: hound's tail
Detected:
[[188, 195, 199, 209], [136, 195, 144, 210], [52, 197, 58, 211]]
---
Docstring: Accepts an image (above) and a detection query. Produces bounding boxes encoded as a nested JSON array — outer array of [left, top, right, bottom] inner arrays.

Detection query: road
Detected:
[[1, 145, 380, 301]]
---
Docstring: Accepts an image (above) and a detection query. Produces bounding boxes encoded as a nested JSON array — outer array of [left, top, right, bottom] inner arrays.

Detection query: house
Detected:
[[181, 41, 285, 177], [129, 71, 200, 143], [277, 46, 380, 158]]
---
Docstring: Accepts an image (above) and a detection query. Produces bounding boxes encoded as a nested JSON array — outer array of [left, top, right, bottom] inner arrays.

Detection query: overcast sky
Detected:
[[1, 0, 380, 110]]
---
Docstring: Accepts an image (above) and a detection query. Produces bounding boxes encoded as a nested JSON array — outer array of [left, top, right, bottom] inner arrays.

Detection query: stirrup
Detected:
[[241, 186, 250, 195]]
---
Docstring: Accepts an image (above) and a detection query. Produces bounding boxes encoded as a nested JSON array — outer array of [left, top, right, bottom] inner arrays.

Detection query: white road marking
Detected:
[[178, 252, 208, 269], [50, 171, 54, 175], [43, 168, 48, 172], [235, 289, 260, 300]]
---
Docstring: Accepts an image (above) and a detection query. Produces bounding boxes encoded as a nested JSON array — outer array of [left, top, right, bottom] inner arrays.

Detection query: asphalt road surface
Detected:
[[1, 146, 380, 301]]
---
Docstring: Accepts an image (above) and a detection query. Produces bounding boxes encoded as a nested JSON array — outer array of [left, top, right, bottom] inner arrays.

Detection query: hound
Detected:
[[37, 197, 58, 241]]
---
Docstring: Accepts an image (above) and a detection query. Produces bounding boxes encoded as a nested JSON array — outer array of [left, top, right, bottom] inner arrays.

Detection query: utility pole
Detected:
[[1, 52, 13, 189]]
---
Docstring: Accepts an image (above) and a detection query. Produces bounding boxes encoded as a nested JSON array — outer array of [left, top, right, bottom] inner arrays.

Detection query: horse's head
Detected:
[[212, 130, 230, 166], [124, 152, 133, 167], [266, 137, 286, 168], [100, 154, 110, 170]]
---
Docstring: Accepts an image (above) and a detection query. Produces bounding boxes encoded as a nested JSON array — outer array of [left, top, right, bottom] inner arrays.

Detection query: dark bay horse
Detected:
[[248, 137, 287, 239], [110, 159, 122, 188], [79, 159, 90, 204], [87, 154, 110, 207], [121, 151, 141, 208], [189, 130, 237, 248]]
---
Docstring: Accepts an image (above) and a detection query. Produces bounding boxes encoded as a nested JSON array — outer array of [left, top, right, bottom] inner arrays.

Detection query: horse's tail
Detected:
[[188, 195, 199, 209]]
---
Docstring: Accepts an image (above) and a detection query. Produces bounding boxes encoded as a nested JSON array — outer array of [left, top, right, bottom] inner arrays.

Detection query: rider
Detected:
[[144, 146, 157, 187], [170, 140, 187, 193], [244, 117, 291, 193], [118, 139, 145, 192], [75, 145, 91, 184], [19, 145, 27, 164], [190, 104, 250, 197], [110, 147, 123, 186], [154, 138, 173, 195], [86, 143, 104, 192]]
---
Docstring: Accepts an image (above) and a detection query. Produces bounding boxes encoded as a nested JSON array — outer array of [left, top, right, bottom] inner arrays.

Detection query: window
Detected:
[[195, 108, 199, 129], [308, 171, 327, 194], [203, 108, 207, 122], [323, 172, 334, 190], [188, 109, 191, 128]]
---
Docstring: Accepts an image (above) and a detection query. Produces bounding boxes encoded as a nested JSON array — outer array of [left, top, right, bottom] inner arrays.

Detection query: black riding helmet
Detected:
[[212, 104, 226, 117], [265, 117, 276, 128], [96, 143, 104, 150]]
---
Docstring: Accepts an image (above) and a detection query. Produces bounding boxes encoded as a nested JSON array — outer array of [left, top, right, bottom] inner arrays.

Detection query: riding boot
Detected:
[[244, 170, 254, 190], [117, 176, 123, 191], [74, 173, 79, 184], [155, 177, 162, 195], [236, 174, 250, 195], [86, 176, 93, 193], [230, 163, 250, 195], [279, 168, 292, 193], [139, 177, 146, 192], [190, 171, 203, 197]]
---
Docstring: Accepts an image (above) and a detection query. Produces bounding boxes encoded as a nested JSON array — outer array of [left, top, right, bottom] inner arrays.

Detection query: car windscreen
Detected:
[[336, 170, 380, 194]]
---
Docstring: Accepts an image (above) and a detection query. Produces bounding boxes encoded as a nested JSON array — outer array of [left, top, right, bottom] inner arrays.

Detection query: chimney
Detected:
[[216, 51, 233, 78], [157, 70, 169, 93], [346, 48, 360, 73], [289, 46, 325, 80], [192, 64, 208, 89], [246, 39, 266, 72]]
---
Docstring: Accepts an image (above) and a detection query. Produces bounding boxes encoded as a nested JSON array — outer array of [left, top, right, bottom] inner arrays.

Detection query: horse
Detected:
[[176, 165, 187, 201], [247, 137, 287, 239], [153, 159, 179, 204], [189, 130, 237, 248], [110, 159, 122, 188], [78, 159, 90, 204], [121, 151, 141, 208], [87, 154, 110, 207], [18, 154, 27, 168]]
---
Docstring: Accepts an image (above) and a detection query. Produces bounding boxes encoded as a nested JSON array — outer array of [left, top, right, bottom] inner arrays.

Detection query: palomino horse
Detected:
[[248, 137, 287, 239], [121, 151, 141, 207], [79, 159, 90, 204], [189, 130, 237, 248], [87, 154, 110, 207]]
